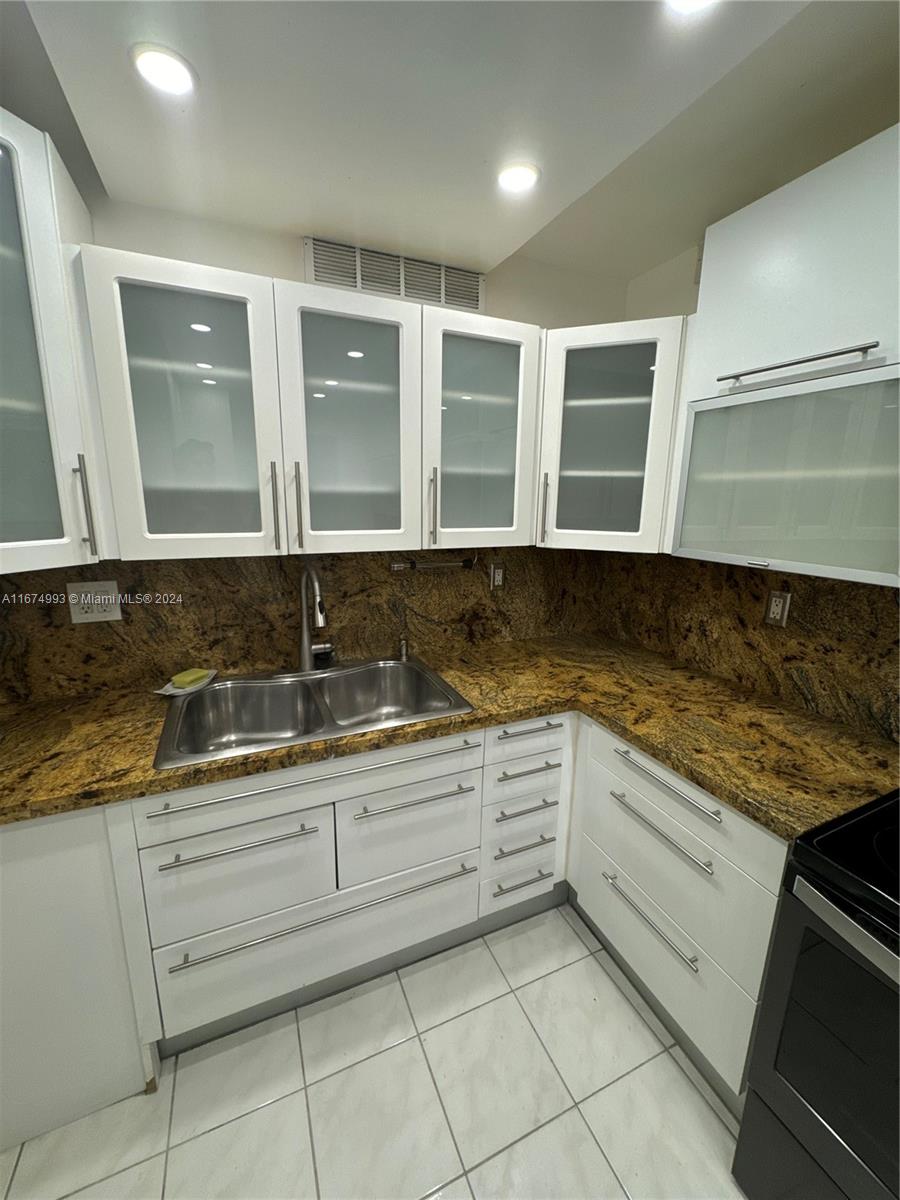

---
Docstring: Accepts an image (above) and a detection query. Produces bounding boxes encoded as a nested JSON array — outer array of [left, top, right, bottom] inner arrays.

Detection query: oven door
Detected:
[[749, 875, 899, 1200]]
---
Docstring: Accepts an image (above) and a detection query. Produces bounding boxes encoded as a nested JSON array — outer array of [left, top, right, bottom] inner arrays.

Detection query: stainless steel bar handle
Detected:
[[611, 791, 713, 876], [169, 863, 477, 973], [430, 466, 439, 545], [354, 783, 475, 821], [494, 833, 556, 861], [497, 761, 562, 783], [612, 747, 722, 823], [493, 868, 553, 898], [146, 739, 483, 818], [293, 462, 304, 549], [72, 453, 98, 556], [603, 872, 700, 973], [716, 340, 879, 383], [270, 461, 281, 551], [498, 720, 564, 741], [158, 823, 318, 872], [495, 797, 559, 823], [746, 560, 770, 568], [539, 472, 550, 543]]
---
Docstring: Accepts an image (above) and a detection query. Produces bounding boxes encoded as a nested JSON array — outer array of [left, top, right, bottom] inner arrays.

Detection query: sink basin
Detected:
[[154, 657, 472, 769]]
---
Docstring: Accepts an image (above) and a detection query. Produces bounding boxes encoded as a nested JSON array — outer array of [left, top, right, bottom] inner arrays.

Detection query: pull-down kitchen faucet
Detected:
[[299, 565, 330, 671]]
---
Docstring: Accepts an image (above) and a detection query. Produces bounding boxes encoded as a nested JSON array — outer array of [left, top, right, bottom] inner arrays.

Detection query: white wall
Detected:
[[625, 246, 700, 320], [483, 252, 626, 327]]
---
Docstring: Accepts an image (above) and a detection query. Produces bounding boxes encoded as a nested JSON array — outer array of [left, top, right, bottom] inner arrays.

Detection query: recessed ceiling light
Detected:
[[195, 362, 212, 370], [498, 163, 540, 194], [325, 379, 339, 386], [132, 45, 195, 96], [313, 393, 326, 399], [190, 323, 211, 332], [347, 350, 365, 359], [201, 379, 216, 385], [665, 0, 718, 13]]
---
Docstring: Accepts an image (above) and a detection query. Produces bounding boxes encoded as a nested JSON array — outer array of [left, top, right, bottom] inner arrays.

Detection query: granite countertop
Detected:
[[1, 635, 896, 838]]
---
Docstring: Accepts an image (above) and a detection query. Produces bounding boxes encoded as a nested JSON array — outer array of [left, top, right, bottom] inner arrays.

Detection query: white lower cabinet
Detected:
[[478, 850, 558, 916]]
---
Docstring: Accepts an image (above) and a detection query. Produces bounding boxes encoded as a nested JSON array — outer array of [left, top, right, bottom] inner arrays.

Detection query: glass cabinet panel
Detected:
[[0, 140, 63, 544], [440, 333, 520, 529], [118, 283, 262, 535], [556, 341, 656, 532], [679, 374, 899, 576], [300, 311, 402, 531]]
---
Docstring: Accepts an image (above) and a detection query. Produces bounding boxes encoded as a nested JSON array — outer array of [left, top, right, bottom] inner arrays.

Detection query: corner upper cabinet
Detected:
[[421, 307, 540, 548], [81, 246, 284, 559], [536, 317, 683, 552], [0, 108, 99, 573], [275, 282, 422, 553]]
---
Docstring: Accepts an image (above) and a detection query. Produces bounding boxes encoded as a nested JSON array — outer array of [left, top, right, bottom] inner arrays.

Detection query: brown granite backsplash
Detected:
[[2, 548, 897, 742]]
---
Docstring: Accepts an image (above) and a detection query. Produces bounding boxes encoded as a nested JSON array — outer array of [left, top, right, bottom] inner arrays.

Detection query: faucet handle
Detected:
[[399, 636, 409, 662]]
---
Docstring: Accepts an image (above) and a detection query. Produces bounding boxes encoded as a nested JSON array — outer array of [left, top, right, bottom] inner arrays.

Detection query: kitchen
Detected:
[[0, 2, 898, 1198]]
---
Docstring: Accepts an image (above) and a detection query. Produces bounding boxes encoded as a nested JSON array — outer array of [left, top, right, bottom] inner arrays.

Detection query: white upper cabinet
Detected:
[[81, 246, 285, 560], [537, 317, 683, 553], [422, 308, 540, 548], [0, 108, 99, 573], [276, 282, 422, 553]]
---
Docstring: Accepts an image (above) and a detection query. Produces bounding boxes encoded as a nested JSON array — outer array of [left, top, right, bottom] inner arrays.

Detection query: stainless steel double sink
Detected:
[[154, 657, 473, 769]]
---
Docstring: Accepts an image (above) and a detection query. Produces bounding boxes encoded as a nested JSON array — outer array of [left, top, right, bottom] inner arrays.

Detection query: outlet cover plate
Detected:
[[765, 590, 791, 628], [67, 581, 122, 624]]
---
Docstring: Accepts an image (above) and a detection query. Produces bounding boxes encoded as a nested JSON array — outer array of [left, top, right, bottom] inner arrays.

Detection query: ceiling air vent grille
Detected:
[[304, 237, 483, 311]]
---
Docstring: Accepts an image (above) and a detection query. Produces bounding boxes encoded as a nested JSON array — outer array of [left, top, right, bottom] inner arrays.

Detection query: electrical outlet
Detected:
[[765, 590, 791, 628], [67, 581, 122, 624], [489, 561, 505, 590]]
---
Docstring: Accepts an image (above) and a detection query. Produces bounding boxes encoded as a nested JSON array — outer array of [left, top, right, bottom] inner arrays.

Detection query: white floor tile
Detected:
[[170, 1010, 302, 1147], [518, 956, 664, 1100], [423, 1175, 473, 1200], [165, 1091, 315, 1200], [67, 1154, 165, 1200], [468, 1109, 624, 1200], [421, 993, 570, 1169], [593, 951, 676, 1047], [0, 1145, 20, 1198], [307, 1039, 461, 1200], [9, 1061, 174, 1200], [559, 905, 602, 952], [399, 939, 509, 1031], [669, 1047, 741, 1137], [580, 1052, 743, 1200], [485, 909, 590, 989], [298, 972, 416, 1084]]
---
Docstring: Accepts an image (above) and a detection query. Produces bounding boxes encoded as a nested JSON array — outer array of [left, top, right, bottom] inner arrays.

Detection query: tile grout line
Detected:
[[160, 1056, 178, 1199], [2, 1144, 23, 1200], [294, 1010, 321, 1200], [576, 1045, 670, 1108], [463, 1104, 577, 1178], [572, 1106, 633, 1200], [54, 1152, 167, 1200]]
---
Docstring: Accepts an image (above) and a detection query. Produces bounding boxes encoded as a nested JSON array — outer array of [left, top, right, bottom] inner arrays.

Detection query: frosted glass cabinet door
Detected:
[[276, 282, 422, 553], [675, 365, 900, 585], [538, 318, 683, 552], [81, 247, 284, 560], [422, 308, 540, 548], [0, 108, 96, 572]]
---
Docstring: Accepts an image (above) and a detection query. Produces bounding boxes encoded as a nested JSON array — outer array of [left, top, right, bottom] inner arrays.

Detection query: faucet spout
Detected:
[[300, 566, 327, 671]]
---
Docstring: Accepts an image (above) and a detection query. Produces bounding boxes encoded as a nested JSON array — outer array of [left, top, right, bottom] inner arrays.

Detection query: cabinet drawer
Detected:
[[587, 723, 786, 893], [480, 791, 560, 881], [140, 806, 336, 948], [585, 766, 777, 997], [336, 769, 482, 888], [484, 716, 567, 765], [575, 834, 755, 1093], [154, 852, 479, 1037], [133, 731, 485, 847], [482, 748, 565, 807], [478, 850, 557, 917]]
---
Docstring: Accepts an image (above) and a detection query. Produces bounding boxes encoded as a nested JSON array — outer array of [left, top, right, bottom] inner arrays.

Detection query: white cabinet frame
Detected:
[[536, 317, 683, 553], [0, 108, 98, 573], [671, 363, 900, 587], [81, 246, 285, 560], [422, 307, 540, 548], [275, 281, 422, 553]]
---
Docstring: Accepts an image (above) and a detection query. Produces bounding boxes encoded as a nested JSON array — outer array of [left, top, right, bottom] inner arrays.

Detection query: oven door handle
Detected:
[[793, 876, 899, 984]]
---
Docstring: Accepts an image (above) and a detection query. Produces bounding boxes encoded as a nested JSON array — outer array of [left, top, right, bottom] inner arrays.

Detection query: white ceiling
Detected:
[[27, 0, 805, 272]]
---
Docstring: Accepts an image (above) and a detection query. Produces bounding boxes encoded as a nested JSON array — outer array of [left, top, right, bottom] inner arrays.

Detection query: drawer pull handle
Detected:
[[497, 761, 562, 784], [603, 872, 700, 974], [495, 798, 559, 823], [494, 833, 556, 861], [270, 461, 281, 551], [612, 748, 722, 823], [157, 823, 319, 872], [146, 740, 482, 818], [611, 792, 714, 876], [493, 868, 553, 898], [168, 863, 477, 974], [497, 721, 564, 741], [354, 783, 476, 821]]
